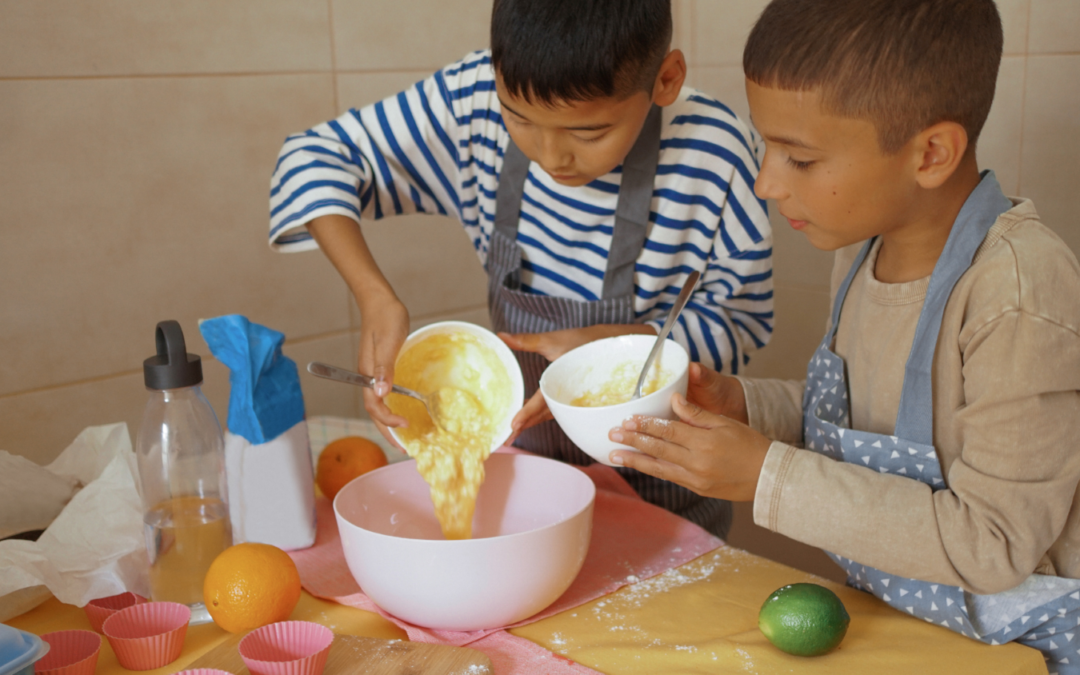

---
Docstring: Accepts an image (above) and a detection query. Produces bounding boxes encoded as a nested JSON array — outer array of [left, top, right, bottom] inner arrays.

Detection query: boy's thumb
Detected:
[[673, 392, 713, 428], [499, 332, 538, 352]]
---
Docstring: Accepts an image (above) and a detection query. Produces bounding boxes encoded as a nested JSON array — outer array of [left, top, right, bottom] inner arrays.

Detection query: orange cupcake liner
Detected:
[[83, 592, 148, 633], [101, 602, 189, 671], [36, 630, 101, 675], [238, 621, 333, 675]]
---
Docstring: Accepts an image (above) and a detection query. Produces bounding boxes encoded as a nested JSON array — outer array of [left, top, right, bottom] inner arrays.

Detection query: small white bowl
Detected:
[[334, 452, 595, 630], [388, 321, 524, 454], [540, 335, 690, 466]]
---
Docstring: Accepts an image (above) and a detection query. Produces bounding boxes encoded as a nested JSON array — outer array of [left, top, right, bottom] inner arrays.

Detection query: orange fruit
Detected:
[[316, 436, 389, 500], [203, 543, 301, 633]]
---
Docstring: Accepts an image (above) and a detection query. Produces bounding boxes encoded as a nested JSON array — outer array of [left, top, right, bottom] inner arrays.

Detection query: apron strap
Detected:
[[894, 171, 1012, 444], [604, 104, 662, 299], [826, 239, 876, 346], [493, 140, 531, 244], [492, 105, 663, 301]]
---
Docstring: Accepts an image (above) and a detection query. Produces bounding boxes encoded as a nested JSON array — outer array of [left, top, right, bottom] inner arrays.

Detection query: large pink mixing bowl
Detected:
[[333, 453, 595, 631]]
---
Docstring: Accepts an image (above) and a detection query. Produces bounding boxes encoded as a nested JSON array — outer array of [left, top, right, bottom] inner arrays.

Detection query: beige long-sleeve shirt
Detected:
[[744, 199, 1080, 595]]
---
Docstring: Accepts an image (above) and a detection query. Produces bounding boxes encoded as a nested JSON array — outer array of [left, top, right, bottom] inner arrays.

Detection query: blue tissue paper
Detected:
[[198, 315, 305, 444]]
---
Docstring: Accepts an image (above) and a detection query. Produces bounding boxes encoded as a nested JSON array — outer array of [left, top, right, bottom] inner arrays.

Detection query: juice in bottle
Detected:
[[137, 320, 232, 624], [144, 496, 231, 606]]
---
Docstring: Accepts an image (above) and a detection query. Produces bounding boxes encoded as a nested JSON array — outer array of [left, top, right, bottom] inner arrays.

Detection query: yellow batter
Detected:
[[387, 331, 512, 539], [571, 361, 671, 407]]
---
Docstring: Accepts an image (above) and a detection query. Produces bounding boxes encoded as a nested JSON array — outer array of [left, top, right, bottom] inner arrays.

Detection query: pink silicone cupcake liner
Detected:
[[101, 602, 190, 671], [83, 592, 148, 633], [238, 621, 334, 675], [36, 630, 101, 675], [175, 670, 234, 675]]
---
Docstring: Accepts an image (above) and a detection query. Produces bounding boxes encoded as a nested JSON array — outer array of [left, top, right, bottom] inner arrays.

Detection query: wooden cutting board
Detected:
[[187, 632, 493, 675]]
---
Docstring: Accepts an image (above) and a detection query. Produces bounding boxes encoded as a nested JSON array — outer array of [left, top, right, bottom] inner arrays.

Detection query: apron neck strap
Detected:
[[493, 105, 663, 300], [893, 170, 1011, 444]]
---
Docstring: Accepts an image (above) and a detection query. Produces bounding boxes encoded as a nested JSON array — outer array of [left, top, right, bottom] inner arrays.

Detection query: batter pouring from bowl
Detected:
[[387, 330, 512, 540]]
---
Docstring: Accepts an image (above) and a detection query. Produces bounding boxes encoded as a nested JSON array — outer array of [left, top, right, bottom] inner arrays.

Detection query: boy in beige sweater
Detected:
[[607, 0, 1080, 669]]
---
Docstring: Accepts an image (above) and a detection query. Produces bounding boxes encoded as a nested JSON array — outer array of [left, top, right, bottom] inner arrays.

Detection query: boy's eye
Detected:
[[786, 156, 814, 171], [573, 133, 606, 144]]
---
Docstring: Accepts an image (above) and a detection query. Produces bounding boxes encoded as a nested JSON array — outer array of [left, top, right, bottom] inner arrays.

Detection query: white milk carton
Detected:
[[200, 315, 315, 550]]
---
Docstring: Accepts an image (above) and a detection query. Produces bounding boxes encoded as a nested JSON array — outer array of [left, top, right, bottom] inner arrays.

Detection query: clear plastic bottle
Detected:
[[136, 320, 232, 625]]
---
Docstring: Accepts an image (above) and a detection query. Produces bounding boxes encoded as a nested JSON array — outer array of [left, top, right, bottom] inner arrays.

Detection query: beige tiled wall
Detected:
[[1, 0, 1077, 578]]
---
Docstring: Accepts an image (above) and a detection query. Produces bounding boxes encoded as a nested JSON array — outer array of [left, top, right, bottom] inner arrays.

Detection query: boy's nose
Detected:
[[537, 135, 573, 175], [753, 152, 786, 201]]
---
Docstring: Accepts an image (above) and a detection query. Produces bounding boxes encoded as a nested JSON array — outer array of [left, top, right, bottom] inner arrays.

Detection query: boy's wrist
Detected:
[[354, 283, 402, 314]]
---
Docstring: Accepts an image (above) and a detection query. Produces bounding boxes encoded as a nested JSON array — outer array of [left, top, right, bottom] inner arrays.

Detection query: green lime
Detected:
[[758, 583, 850, 656]]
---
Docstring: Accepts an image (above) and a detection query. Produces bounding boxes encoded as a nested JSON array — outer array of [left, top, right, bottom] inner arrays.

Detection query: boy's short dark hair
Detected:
[[491, 0, 673, 105], [744, 0, 1002, 154]]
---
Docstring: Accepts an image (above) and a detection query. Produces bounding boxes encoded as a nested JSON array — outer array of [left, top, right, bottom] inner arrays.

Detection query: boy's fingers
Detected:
[[497, 332, 522, 349], [688, 362, 705, 383], [500, 332, 543, 353], [372, 418, 407, 452], [512, 390, 546, 428], [610, 426, 687, 465], [611, 449, 693, 489], [363, 390, 407, 428], [621, 409, 714, 446], [671, 393, 723, 429]]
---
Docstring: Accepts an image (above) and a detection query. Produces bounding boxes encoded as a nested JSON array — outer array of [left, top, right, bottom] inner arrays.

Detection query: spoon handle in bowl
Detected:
[[306, 362, 425, 402], [633, 270, 700, 400]]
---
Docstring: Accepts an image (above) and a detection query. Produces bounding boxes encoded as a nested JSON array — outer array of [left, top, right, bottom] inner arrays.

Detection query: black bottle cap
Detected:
[[143, 320, 203, 390]]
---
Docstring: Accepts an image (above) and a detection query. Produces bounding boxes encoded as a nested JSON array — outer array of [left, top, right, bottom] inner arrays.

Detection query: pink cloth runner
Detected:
[[288, 450, 723, 674]]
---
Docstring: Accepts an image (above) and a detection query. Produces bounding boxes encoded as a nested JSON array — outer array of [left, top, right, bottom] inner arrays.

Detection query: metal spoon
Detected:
[[306, 361, 446, 428], [632, 270, 701, 400]]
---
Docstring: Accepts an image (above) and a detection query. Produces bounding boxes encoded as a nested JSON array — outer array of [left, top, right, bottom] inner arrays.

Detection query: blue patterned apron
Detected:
[[805, 171, 1080, 674]]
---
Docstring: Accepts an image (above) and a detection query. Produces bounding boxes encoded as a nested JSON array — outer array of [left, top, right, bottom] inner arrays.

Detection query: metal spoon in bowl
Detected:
[[632, 270, 701, 400], [306, 361, 450, 430]]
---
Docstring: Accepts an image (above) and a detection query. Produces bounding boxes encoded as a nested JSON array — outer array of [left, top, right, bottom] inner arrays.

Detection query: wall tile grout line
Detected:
[[0, 327, 359, 402], [1015, 1, 1033, 194], [328, 0, 340, 115], [0, 66, 465, 84]]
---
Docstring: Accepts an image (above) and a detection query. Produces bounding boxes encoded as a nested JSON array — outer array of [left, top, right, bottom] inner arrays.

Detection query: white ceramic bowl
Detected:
[[540, 334, 690, 466], [334, 453, 595, 631], [388, 321, 524, 454]]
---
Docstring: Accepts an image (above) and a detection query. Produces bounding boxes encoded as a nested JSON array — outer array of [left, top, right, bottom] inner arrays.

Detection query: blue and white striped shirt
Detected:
[[269, 51, 773, 374]]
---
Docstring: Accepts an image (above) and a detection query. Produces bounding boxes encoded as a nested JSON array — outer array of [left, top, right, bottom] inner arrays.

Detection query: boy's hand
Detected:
[[356, 289, 410, 436], [608, 393, 771, 502], [499, 324, 658, 437], [499, 326, 630, 363], [686, 362, 750, 425], [504, 389, 554, 445]]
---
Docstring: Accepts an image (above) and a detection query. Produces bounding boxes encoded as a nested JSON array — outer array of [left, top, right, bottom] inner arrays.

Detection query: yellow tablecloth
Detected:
[[6, 546, 1046, 675]]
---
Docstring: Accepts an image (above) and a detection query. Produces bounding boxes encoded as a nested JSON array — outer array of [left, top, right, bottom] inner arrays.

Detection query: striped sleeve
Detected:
[[268, 51, 496, 253], [641, 93, 773, 375]]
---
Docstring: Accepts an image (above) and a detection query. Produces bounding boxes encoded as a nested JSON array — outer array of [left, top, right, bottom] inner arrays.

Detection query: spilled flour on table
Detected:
[[449, 666, 491, 675], [538, 547, 769, 659], [533, 547, 812, 673]]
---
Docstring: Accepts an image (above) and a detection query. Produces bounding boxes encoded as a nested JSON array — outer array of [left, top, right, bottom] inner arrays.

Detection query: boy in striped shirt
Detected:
[[268, 0, 772, 537]]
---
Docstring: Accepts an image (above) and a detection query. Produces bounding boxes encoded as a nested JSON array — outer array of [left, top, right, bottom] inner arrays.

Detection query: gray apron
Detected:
[[805, 171, 1080, 674], [487, 105, 732, 538]]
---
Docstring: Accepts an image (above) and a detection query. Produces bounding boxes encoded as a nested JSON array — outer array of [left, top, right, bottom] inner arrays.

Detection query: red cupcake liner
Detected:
[[238, 621, 333, 675], [36, 630, 101, 675], [101, 602, 190, 671], [83, 592, 148, 633]]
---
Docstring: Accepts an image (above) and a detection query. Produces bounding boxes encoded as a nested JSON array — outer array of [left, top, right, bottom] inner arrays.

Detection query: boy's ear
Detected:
[[912, 121, 970, 189], [651, 50, 687, 107]]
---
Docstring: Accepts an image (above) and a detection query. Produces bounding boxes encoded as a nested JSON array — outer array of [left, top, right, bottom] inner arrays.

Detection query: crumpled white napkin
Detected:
[[0, 423, 149, 621]]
